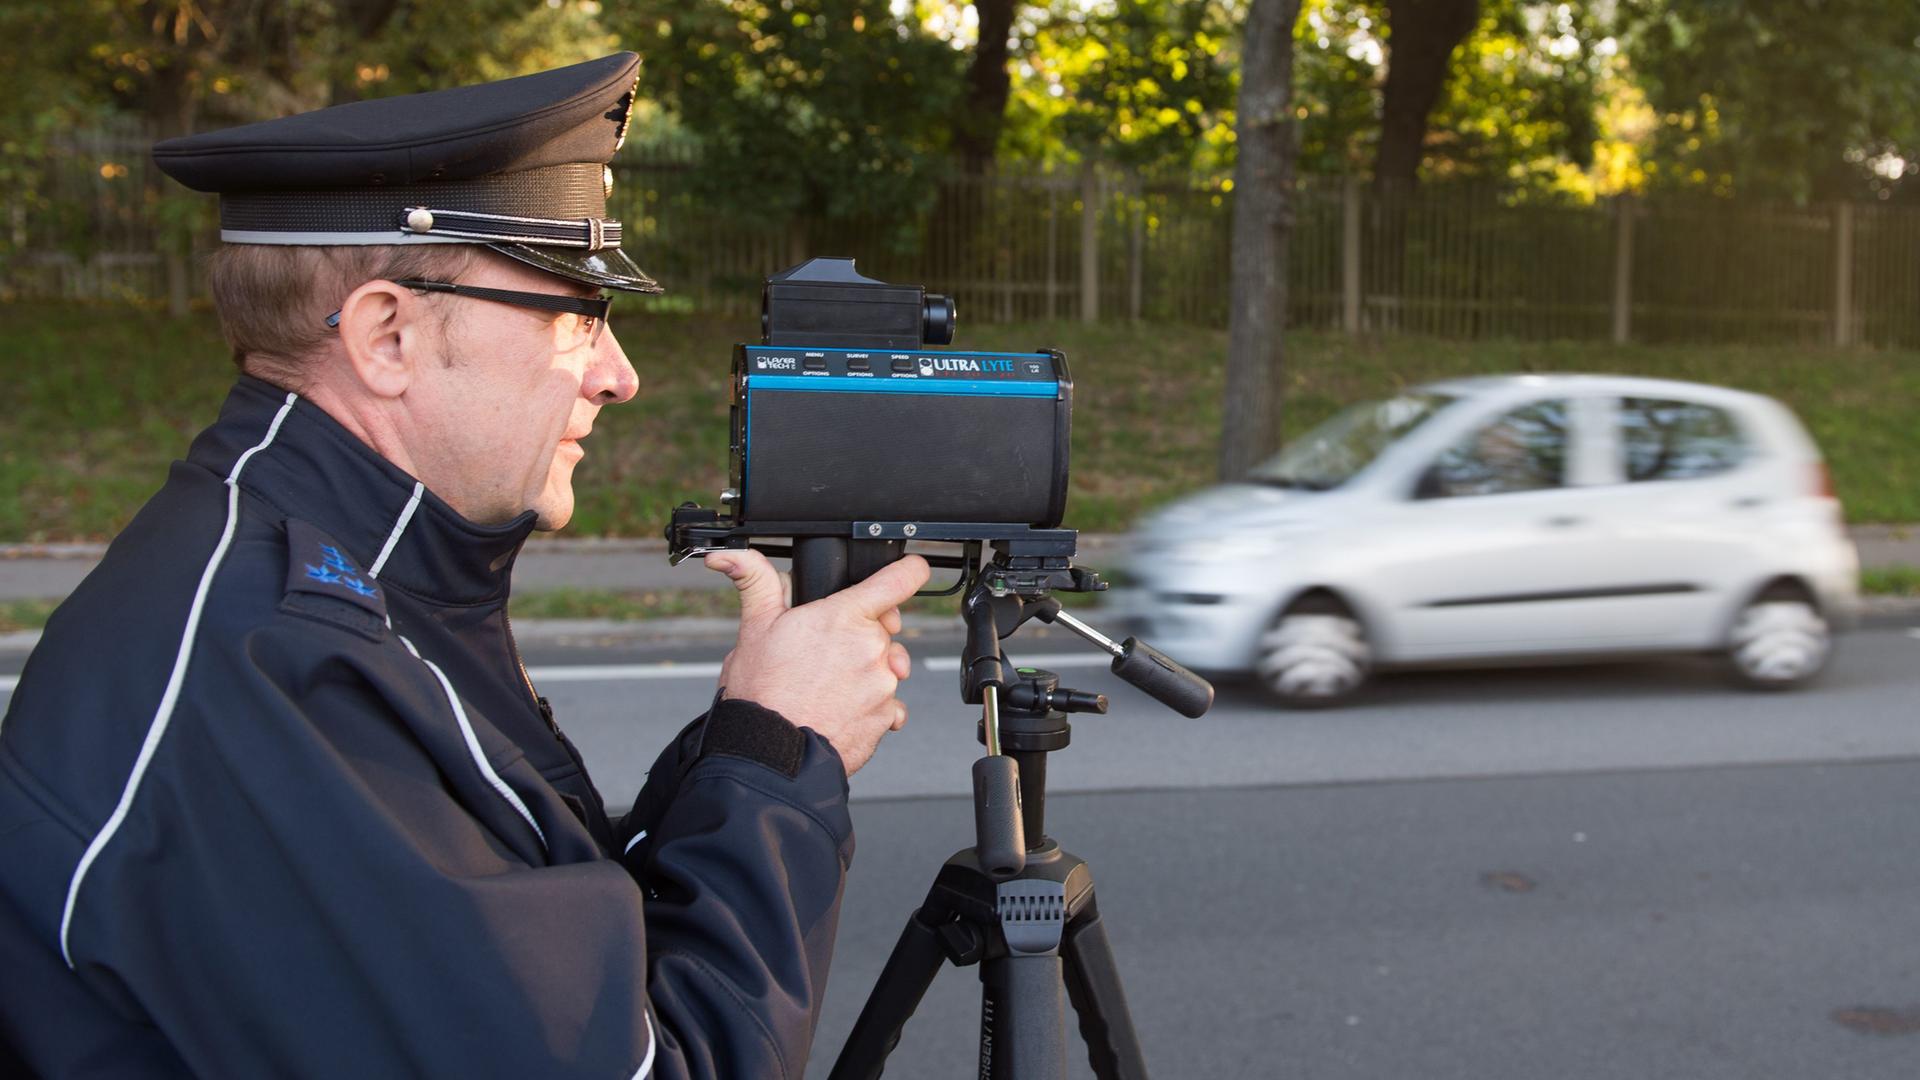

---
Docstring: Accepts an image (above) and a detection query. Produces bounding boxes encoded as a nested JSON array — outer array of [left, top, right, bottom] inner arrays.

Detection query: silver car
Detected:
[[1110, 375, 1859, 706]]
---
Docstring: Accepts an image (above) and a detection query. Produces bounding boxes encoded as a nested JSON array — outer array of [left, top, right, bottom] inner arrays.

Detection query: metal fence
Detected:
[[8, 127, 1920, 348]]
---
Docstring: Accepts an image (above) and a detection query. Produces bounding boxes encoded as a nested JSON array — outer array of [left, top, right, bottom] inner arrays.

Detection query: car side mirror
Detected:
[[1412, 464, 1447, 500]]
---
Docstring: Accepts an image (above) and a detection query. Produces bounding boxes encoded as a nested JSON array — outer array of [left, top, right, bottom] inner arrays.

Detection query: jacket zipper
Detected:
[[502, 606, 564, 742]]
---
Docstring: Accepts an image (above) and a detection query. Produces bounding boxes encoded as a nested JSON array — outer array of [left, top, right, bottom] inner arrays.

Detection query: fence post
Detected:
[[1342, 177, 1362, 333], [1611, 196, 1635, 345], [1833, 201, 1855, 347], [1080, 163, 1099, 323], [1046, 180, 1059, 322], [1129, 178, 1144, 322]]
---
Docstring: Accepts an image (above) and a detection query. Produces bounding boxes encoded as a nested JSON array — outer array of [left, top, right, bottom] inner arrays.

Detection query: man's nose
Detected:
[[586, 328, 639, 405]]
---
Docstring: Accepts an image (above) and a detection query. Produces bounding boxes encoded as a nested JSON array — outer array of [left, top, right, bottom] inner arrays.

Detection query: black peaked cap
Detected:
[[152, 53, 661, 294]]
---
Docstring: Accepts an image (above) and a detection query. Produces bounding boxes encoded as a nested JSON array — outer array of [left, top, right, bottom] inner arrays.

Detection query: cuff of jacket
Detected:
[[617, 700, 853, 885], [698, 697, 809, 778]]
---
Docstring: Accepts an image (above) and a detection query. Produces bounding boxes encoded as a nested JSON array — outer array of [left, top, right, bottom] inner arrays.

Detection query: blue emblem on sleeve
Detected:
[[284, 520, 386, 618]]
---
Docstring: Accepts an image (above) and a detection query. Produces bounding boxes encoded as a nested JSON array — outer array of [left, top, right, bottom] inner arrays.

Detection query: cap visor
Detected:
[[488, 242, 663, 294]]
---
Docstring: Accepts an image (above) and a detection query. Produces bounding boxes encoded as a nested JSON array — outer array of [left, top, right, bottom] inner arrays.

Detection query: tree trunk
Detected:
[[1367, 0, 1477, 333], [1219, 0, 1303, 481], [1374, 0, 1479, 188], [954, 0, 1017, 174]]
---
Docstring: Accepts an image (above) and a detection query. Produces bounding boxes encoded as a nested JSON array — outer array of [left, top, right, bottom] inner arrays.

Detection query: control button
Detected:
[[803, 356, 828, 371], [847, 357, 871, 372], [891, 358, 917, 373]]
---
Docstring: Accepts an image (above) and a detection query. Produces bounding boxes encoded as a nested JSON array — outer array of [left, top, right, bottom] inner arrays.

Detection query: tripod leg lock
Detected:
[[996, 880, 1068, 957]]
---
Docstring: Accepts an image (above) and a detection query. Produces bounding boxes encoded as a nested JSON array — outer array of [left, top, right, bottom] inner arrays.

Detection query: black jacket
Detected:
[[0, 376, 854, 1078]]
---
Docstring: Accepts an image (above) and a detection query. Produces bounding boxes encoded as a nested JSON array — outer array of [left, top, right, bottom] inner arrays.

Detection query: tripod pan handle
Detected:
[[1112, 637, 1215, 718], [972, 756, 1026, 880]]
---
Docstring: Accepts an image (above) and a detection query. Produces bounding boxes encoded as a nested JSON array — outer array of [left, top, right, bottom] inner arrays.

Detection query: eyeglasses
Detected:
[[325, 279, 613, 349]]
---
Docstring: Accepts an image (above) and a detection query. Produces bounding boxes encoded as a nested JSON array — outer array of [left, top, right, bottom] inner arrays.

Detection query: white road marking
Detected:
[[0, 675, 15, 693], [1906, 628, 1920, 641], [526, 662, 724, 682]]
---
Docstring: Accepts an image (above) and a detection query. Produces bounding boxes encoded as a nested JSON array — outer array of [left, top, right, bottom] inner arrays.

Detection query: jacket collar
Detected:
[[188, 375, 537, 605]]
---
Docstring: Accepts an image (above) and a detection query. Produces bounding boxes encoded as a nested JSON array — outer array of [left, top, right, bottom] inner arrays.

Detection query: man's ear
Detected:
[[335, 280, 420, 399]]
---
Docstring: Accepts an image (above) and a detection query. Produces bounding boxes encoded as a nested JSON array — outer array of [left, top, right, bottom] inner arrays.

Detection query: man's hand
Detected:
[[705, 549, 930, 775]]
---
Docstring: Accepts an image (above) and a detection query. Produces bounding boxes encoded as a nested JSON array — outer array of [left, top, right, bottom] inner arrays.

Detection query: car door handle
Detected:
[[1541, 515, 1585, 528], [1730, 496, 1768, 509]]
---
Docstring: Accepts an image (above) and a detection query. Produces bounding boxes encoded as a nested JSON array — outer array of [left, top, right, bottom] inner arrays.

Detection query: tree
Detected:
[[608, 0, 962, 243], [954, 0, 1018, 174], [1618, 0, 1920, 202], [0, 0, 612, 309], [1292, 0, 1608, 196], [1219, 0, 1303, 480], [1373, 0, 1478, 188], [1003, 0, 1240, 174]]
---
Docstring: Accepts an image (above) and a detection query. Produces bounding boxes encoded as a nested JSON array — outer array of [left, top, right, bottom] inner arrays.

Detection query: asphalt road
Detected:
[[502, 621, 1920, 804], [811, 758, 1920, 1079], [4, 622, 1917, 1077]]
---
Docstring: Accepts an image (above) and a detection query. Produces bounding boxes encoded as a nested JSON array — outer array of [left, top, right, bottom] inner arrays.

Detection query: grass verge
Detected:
[[2, 575, 1911, 636], [1860, 566, 1920, 598], [5, 302, 1918, 540]]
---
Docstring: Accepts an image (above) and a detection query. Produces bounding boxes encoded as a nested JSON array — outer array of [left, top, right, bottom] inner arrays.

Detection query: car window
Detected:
[[1249, 392, 1455, 490], [1425, 399, 1569, 497], [1618, 397, 1746, 481]]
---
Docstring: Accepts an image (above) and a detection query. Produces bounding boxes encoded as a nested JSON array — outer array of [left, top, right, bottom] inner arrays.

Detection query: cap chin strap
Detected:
[[400, 207, 623, 251]]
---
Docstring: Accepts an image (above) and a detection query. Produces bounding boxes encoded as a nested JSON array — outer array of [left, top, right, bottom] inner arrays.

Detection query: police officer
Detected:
[[0, 53, 929, 1077]]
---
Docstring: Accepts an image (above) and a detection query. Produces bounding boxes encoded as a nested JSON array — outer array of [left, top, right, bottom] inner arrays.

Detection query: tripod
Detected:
[[814, 539, 1213, 1080]]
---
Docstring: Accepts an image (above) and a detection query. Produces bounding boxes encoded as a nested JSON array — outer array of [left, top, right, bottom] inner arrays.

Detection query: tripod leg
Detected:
[[980, 954, 1068, 1080], [828, 909, 952, 1080], [1061, 899, 1150, 1080]]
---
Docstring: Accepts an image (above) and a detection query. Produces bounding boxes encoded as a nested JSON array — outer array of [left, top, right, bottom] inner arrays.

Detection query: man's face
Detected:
[[406, 254, 638, 530]]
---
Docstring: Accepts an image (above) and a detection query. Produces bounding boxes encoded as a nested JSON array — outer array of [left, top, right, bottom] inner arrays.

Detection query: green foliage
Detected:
[[1430, 2, 1608, 192], [604, 0, 962, 238], [1003, 0, 1240, 172], [0, 0, 620, 264], [0, 1, 614, 132], [1617, 0, 1920, 203], [1293, 0, 1610, 195], [1292, 0, 1381, 174]]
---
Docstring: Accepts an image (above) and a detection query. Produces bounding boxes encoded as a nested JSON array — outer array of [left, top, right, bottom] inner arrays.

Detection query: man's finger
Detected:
[[887, 641, 912, 682], [890, 700, 908, 732], [706, 549, 790, 634], [835, 555, 932, 621], [880, 606, 903, 636]]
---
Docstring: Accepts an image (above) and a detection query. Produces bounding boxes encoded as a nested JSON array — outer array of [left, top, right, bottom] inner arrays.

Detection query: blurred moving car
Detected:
[[1112, 375, 1859, 706]]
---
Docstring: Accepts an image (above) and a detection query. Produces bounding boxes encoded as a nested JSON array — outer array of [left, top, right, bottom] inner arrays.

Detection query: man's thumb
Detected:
[[706, 550, 789, 631], [839, 555, 933, 620]]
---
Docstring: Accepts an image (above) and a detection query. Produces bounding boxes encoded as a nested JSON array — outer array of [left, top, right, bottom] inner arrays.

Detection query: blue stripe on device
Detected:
[[748, 375, 1058, 397]]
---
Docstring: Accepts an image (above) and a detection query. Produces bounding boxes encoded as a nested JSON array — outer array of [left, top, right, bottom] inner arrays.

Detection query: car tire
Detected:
[[1256, 596, 1372, 708], [1725, 585, 1832, 690]]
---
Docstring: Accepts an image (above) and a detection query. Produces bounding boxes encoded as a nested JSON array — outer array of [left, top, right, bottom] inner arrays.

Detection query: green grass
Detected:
[[1861, 566, 1920, 597], [0, 599, 60, 634], [4, 301, 1919, 541]]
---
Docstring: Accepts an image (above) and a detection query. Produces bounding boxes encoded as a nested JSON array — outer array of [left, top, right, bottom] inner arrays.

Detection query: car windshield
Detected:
[[1248, 391, 1456, 490]]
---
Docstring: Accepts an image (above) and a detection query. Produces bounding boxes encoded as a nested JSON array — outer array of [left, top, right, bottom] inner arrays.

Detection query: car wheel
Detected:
[[1256, 598, 1372, 708], [1725, 587, 1831, 690]]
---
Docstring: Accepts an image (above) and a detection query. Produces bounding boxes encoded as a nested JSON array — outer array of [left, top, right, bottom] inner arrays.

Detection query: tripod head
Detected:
[[958, 547, 1213, 720]]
